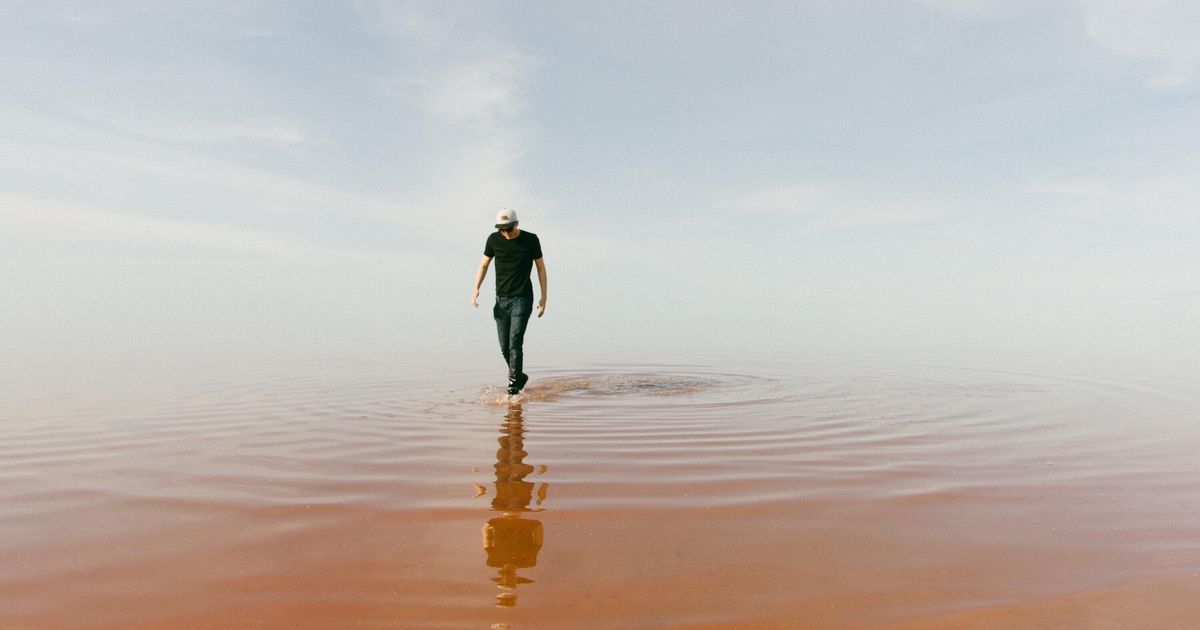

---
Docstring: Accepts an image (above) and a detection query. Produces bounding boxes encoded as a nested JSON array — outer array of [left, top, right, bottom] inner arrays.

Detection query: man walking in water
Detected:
[[472, 209, 547, 395]]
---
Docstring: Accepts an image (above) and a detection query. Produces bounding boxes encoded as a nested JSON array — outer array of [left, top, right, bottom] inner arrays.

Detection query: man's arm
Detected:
[[472, 255, 492, 307], [534, 257, 547, 318]]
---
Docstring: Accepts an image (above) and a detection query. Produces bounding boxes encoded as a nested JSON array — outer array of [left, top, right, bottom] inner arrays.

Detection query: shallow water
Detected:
[[2, 357, 1199, 628]]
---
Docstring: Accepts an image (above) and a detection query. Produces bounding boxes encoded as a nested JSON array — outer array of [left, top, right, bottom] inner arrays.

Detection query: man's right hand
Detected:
[[471, 289, 480, 308]]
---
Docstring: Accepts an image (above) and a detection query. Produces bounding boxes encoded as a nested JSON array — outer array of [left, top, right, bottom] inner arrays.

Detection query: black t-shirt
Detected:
[[484, 230, 543, 298]]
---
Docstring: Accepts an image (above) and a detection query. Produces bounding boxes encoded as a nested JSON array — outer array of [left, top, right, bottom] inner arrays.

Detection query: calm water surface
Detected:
[[2, 357, 1199, 629]]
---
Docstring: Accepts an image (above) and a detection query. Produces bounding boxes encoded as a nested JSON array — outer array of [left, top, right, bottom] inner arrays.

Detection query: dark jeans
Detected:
[[493, 296, 533, 384]]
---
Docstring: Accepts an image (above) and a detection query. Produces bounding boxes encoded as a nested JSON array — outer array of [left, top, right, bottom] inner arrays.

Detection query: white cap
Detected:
[[494, 208, 518, 227]]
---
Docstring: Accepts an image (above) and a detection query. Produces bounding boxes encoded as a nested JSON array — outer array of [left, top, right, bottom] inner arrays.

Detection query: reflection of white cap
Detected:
[[495, 209, 518, 227]]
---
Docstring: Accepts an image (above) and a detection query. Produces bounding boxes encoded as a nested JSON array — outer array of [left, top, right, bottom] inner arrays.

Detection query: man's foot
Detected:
[[507, 372, 529, 395]]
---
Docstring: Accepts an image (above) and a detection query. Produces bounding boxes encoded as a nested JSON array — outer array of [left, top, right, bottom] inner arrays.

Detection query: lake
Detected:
[[2, 355, 1198, 628]]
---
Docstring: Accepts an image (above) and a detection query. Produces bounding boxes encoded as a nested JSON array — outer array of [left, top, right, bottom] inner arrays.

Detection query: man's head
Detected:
[[495, 208, 519, 233]]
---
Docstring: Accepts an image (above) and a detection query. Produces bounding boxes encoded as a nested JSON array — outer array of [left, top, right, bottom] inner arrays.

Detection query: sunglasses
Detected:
[[498, 225, 514, 232]]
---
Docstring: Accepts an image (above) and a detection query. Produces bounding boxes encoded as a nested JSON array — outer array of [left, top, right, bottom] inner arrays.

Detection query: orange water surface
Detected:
[[2, 358, 1198, 628]]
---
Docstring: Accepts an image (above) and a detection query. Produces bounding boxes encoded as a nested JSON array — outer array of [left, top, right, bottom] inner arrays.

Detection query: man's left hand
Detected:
[[537, 299, 546, 318]]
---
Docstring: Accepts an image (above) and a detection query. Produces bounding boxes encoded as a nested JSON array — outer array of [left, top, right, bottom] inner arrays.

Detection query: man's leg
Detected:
[[494, 298, 512, 369], [506, 297, 533, 392]]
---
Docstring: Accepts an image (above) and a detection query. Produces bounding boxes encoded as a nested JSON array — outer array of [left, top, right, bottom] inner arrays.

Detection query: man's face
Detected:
[[498, 222, 517, 237]]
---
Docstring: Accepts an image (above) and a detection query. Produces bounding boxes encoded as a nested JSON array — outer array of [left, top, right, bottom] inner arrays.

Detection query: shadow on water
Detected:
[[477, 403, 548, 608]]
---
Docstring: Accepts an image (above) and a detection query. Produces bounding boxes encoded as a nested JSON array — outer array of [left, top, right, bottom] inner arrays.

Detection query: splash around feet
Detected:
[[478, 372, 717, 405]]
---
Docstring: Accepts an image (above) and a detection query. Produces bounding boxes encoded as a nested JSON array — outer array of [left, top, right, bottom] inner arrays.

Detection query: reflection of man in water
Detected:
[[471, 209, 547, 396], [479, 404, 547, 608]]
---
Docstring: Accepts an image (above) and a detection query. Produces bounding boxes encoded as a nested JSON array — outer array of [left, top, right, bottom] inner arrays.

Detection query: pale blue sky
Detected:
[[2, 1, 1198, 380]]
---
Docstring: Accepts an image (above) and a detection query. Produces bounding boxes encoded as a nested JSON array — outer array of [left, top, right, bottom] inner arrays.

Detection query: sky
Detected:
[[2, 0, 1198, 383]]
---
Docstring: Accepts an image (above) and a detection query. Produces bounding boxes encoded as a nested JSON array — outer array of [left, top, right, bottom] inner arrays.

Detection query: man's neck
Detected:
[[502, 228, 521, 240]]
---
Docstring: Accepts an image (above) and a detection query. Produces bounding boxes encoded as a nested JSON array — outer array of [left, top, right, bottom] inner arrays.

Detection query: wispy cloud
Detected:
[[909, 0, 1020, 19], [1, 3, 542, 270], [362, 1, 543, 239], [1027, 164, 1200, 223], [73, 111, 314, 146], [394, 50, 534, 209], [0, 120, 403, 222], [0, 193, 423, 269], [1079, 0, 1200, 87], [730, 184, 956, 229], [913, 0, 1200, 87]]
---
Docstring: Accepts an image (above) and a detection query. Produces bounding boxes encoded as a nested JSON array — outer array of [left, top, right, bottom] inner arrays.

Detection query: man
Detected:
[[472, 209, 547, 395]]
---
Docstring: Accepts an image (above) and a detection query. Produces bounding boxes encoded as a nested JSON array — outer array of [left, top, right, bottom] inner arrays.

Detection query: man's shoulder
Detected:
[[520, 230, 539, 242]]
